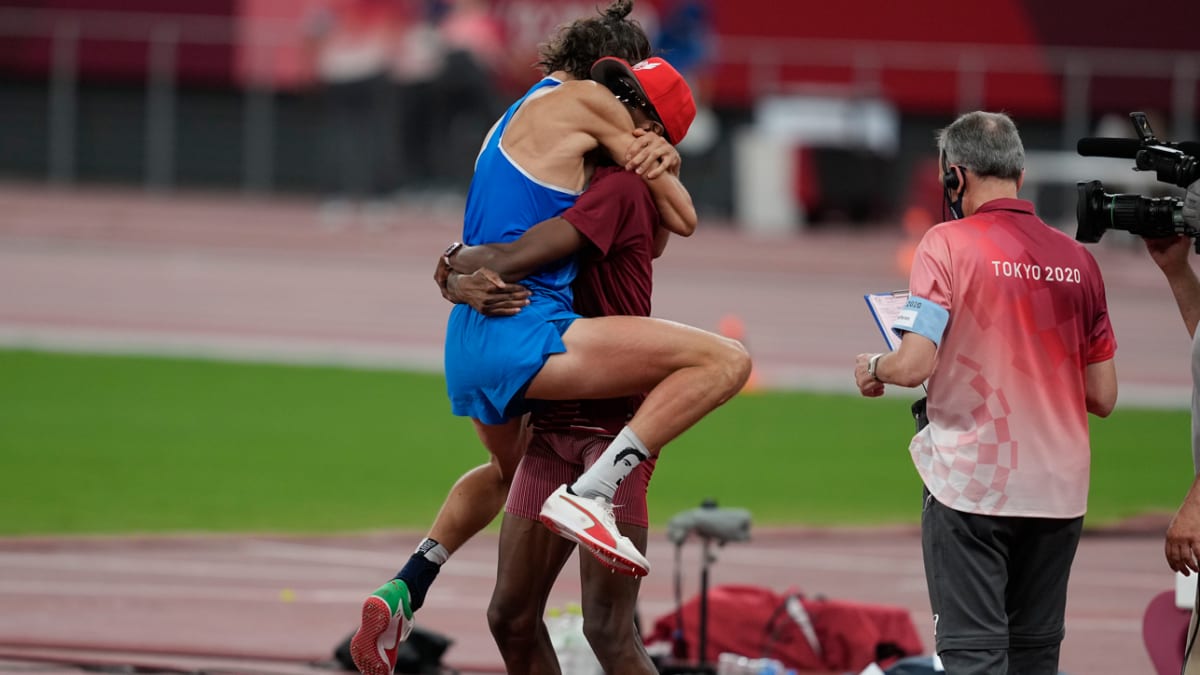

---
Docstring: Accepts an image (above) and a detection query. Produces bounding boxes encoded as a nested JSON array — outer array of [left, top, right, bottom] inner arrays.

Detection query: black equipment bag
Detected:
[[332, 626, 453, 674]]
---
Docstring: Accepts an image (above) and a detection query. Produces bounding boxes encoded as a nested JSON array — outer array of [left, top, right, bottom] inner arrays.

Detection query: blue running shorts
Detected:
[[444, 301, 578, 425]]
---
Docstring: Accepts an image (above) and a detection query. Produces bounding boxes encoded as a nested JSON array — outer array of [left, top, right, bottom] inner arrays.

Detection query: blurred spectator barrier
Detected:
[[0, 6, 1196, 211], [0, 6, 294, 192]]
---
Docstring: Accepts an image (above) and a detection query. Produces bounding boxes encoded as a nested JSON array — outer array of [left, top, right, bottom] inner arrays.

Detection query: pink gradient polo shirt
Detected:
[[896, 198, 1116, 518]]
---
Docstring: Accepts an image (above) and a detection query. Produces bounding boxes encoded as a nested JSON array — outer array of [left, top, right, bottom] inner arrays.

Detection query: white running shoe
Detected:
[[539, 484, 650, 577]]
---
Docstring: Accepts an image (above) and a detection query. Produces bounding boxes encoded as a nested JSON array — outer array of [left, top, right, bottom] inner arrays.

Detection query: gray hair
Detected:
[[937, 111, 1025, 181]]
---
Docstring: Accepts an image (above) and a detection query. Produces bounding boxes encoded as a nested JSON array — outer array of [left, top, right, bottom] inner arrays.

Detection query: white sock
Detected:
[[415, 538, 450, 565], [570, 426, 650, 501]]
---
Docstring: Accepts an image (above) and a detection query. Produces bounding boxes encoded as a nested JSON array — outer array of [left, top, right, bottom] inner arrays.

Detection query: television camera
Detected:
[[1075, 112, 1200, 250]]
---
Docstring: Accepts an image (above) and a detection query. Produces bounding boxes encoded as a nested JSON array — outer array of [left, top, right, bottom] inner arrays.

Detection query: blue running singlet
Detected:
[[444, 77, 584, 424]]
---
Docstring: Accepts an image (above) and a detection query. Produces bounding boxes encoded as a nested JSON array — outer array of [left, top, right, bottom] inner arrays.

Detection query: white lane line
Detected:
[[245, 540, 929, 578], [0, 542, 496, 581], [239, 540, 498, 577], [0, 324, 445, 374], [713, 548, 926, 574], [706, 548, 1170, 591], [0, 579, 489, 608], [0, 552, 371, 583]]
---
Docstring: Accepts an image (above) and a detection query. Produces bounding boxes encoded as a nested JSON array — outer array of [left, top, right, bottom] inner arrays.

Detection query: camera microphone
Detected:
[[1077, 138, 1140, 159], [1077, 137, 1200, 159]]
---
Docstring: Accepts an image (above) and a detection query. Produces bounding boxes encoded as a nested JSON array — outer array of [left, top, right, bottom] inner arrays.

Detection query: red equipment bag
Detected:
[[647, 584, 925, 672]]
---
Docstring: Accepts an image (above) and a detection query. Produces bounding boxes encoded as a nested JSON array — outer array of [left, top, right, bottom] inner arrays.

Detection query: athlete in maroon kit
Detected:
[[441, 160, 670, 673]]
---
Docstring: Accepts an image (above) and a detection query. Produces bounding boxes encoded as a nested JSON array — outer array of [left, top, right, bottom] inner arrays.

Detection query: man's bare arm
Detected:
[[1084, 358, 1117, 417], [1146, 236, 1200, 337], [646, 173, 696, 237], [434, 257, 530, 316], [622, 127, 693, 229], [1167, 474, 1200, 575], [575, 85, 698, 236], [448, 217, 586, 283], [873, 332, 937, 389]]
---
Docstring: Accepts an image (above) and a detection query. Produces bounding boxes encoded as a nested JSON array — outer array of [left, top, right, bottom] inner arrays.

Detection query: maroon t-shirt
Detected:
[[529, 165, 660, 434]]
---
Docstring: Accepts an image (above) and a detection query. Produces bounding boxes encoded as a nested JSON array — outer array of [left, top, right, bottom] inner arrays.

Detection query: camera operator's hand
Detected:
[[1167, 484, 1200, 576], [1185, 178, 1200, 229], [1144, 236, 1191, 276]]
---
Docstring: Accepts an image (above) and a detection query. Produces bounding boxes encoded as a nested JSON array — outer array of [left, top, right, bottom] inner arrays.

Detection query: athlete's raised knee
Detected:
[[710, 336, 752, 398]]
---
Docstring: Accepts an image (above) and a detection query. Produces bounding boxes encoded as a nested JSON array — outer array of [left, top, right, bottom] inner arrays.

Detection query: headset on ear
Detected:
[[941, 160, 966, 220], [943, 165, 962, 192]]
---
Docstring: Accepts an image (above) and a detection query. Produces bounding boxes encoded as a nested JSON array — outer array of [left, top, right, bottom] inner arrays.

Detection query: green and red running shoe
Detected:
[[350, 579, 414, 675]]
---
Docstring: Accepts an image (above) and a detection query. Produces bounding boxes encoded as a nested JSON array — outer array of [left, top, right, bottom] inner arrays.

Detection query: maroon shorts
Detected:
[[506, 430, 656, 528]]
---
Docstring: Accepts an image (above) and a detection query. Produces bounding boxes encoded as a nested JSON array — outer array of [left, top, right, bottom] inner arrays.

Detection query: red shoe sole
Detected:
[[539, 514, 649, 578], [349, 596, 395, 675]]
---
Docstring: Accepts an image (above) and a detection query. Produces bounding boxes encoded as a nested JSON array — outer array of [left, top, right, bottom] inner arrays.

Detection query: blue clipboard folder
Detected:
[[864, 290, 910, 352]]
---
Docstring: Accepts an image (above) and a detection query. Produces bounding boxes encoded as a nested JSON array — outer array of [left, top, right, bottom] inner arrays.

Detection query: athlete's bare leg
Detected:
[[425, 418, 530, 552], [350, 418, 533, 673], [529, 316, 749, 575], [525, 315, 750, 452], [488, 514, 576, 674], [579, 524, 655, 674], [357, 416, 530, 626], [489, 514, 653, 675]]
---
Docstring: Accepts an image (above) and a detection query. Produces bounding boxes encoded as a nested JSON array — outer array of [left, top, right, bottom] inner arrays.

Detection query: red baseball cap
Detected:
[[591, 56, 696, 145]]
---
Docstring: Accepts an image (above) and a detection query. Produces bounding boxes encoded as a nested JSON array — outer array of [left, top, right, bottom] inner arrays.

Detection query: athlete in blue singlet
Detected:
[[444, 75, 584, 425], [435, 49, 703, 574]]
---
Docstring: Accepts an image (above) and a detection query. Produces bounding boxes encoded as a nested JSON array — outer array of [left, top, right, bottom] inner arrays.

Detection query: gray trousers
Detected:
[[921, 489, 1083, 675]]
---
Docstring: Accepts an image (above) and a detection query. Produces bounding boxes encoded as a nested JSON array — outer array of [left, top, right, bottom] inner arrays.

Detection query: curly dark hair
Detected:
[[535, 0, 653, 80]]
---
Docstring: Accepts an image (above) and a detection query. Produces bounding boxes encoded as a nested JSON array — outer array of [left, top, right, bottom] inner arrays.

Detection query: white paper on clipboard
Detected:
[[864, 290, 910, 352]]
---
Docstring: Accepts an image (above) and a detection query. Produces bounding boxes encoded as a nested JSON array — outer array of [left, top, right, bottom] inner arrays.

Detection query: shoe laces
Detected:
[[568, 491, 625, 539], [596, 499, 620, 531]]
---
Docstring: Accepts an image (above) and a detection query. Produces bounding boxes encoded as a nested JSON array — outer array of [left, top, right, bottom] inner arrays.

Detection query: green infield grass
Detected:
[[0, 349, 1189, 535]]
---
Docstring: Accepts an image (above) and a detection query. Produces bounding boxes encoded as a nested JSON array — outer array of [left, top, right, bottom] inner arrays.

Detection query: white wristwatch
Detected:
[[867, 353, 884, 380]]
